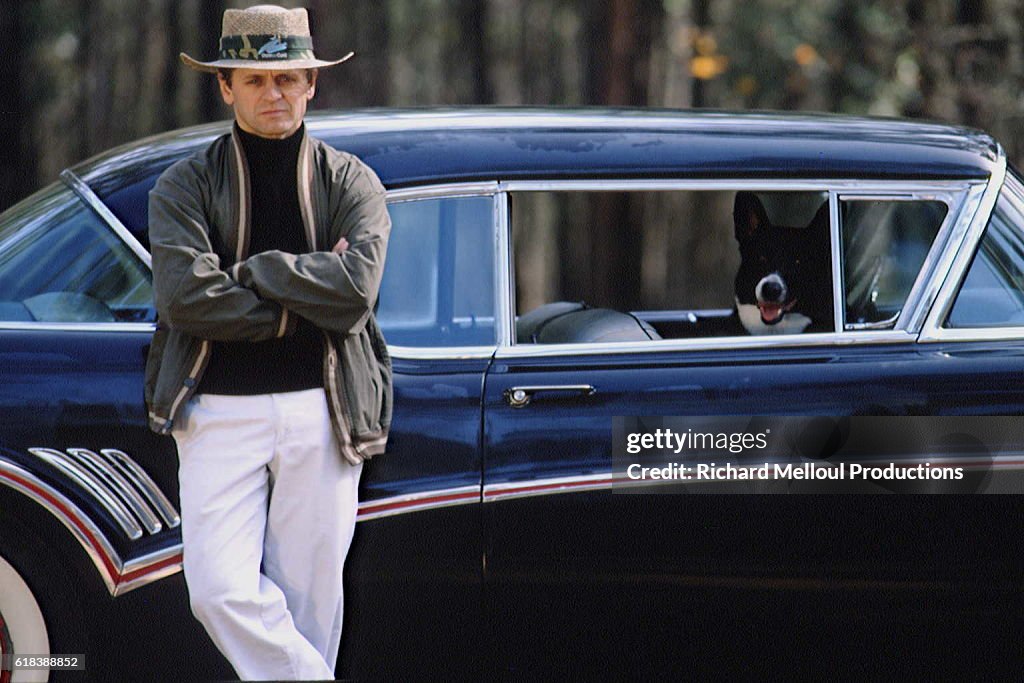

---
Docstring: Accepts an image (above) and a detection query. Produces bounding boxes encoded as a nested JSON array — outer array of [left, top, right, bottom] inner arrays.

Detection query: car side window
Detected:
[[510, 189, 834, 343], [946, 176, 1024, 328], [0, 183, 154, 323], [376, 195, 496, 347], [840, 199, 947, 329]]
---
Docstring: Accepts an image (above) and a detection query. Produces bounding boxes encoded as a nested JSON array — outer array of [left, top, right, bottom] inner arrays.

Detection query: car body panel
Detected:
[[0, 108, 1022, 678]]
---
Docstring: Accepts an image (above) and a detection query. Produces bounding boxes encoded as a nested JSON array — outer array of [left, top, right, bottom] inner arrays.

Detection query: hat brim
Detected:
[[179, 51, 354, 73]]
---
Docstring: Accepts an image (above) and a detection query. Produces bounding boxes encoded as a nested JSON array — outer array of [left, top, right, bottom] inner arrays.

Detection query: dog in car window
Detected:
[[732, 191, 834, 335]]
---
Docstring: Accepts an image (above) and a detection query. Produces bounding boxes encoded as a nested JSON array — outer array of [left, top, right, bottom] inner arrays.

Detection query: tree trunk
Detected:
[[578, 0, 661, 309], [198, 0, 225, 122], [307, 0, 389, 108], [450, 0, 491, 103], [690, 0, 710, 107], [907, 0, 957, 121], [162, 0, 181, 131], [0, 3, 33, 209]]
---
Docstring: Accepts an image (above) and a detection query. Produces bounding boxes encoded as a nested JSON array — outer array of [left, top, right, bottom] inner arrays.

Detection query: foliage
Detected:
[[4, 0, 1024, 209]]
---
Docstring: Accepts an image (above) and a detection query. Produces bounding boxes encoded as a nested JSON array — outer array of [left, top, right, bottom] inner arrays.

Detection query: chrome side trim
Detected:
[[99, 449, 181, 528], [386, 181, 500, 202], [920, 148, 1009, 342], [0, 322, 156, 333], [357, 484, 480, 522], [60, 169, 151, 269], [28, 448, 143, 540], [484, 459, 1021, 500], [0, 456, 187, 596], [0, 458, 121, 595], [483, 473, 613, 502], [496, 330, 917, 359], [113, 545, 184, 597], [66, 448, 162, 535], [1, 457, 186, 596]]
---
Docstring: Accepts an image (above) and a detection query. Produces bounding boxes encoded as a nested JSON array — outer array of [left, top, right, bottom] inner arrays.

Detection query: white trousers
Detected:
[[173, 388, 362, 681]]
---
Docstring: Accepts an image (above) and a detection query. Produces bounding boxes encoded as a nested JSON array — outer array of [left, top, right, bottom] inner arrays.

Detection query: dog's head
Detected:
[[733, 191, 833, 335]]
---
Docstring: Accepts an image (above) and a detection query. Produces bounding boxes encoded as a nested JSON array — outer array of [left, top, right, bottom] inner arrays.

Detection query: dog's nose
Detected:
[[761, 280, 784, 302]]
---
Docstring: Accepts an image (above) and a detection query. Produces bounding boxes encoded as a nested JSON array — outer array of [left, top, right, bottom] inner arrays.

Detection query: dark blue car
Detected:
[[1, 109, 1022, 680]]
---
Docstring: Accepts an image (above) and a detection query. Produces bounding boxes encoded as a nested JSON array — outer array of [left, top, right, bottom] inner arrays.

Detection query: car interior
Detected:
[[511, 189, 952, 343]]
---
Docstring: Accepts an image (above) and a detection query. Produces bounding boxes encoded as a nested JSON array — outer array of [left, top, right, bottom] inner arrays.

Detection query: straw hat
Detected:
[[180, 4, 353, 73]]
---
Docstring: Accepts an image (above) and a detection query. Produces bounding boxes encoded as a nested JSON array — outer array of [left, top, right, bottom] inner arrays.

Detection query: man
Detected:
[[144, 5, 392, 680]]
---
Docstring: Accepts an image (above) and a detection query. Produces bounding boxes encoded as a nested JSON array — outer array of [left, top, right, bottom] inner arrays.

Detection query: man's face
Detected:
[[219, 68, 317, 139]]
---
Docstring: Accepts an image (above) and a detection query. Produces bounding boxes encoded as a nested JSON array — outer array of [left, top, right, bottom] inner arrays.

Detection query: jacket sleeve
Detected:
[[149, 160, 297, 341], [234, 175, 391, 335]]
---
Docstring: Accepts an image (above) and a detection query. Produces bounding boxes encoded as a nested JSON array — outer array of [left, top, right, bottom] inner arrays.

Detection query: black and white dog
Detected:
[[732, 191, 833, 335]]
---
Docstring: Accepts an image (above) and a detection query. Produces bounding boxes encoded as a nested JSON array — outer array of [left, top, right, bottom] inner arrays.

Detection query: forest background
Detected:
[[0, 0, 1021, 211]]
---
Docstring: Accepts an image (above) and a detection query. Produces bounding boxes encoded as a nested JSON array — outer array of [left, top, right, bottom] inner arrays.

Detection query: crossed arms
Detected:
[[149, 158, 390, 341]]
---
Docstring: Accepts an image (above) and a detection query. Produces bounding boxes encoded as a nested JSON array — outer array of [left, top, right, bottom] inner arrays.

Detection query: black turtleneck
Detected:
[[197, 123, 324, 395]]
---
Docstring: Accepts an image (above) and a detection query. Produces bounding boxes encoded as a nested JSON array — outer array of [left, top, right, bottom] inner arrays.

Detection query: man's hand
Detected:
[[332, 237, 349, 254]]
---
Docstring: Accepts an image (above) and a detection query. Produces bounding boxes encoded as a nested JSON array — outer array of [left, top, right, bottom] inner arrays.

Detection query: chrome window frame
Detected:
[[0, 180, 505, 360], [383, 182, 502, 360], [835, 188, 971, 332], [2, 167, 1007, 354], [496, 178, 981, 359], [919, 152, 1024, 342], [61, 170, 152, 269], [0, 170, 156, 334]]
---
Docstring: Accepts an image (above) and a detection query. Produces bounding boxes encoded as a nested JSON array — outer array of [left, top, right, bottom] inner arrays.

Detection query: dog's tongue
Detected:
[[759, 302, 783, 324]]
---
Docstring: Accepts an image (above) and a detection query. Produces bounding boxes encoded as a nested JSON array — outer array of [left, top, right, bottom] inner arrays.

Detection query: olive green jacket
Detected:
[[144, 126, 392, 464]]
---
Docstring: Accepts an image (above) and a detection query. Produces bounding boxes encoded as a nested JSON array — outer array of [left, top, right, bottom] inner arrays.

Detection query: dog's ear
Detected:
[[734, 191, 769, 240]]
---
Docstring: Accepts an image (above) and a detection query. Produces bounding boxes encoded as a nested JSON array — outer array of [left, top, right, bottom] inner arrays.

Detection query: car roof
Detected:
[[74, 108, 999, 196]]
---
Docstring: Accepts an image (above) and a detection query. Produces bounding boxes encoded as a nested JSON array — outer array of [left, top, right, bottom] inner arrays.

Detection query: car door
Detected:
[[481, 180, 1020, 678]]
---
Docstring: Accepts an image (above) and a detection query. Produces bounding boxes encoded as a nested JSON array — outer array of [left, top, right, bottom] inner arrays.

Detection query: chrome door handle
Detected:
[[504, 384, 596, 408]]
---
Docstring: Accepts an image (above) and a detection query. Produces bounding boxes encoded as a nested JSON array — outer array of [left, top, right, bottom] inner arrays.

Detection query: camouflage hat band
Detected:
[[219, 34, 315, 62]]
